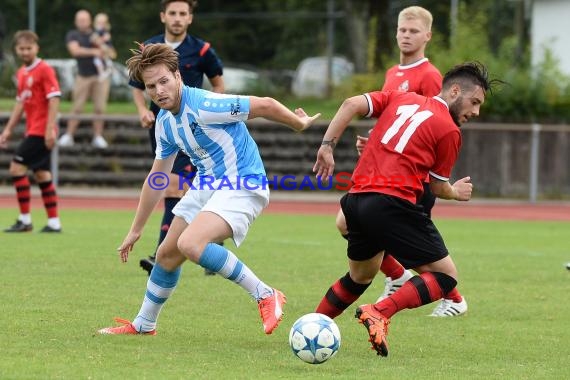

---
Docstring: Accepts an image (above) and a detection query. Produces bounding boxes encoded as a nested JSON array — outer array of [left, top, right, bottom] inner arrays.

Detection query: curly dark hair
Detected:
[[442, 61, 502, 94]]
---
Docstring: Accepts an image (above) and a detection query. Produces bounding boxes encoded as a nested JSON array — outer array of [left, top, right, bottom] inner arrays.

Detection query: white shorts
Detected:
[[172, 187, 270, 247]]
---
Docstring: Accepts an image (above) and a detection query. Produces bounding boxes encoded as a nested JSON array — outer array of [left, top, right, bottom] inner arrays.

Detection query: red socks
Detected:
[[380, 254, 405, 279], [39, 181, 59, 218], [316, 272, 370, 319], [13, 176, 31, 214], [374, 272, 457, 318], [444, 287, 463, 303]]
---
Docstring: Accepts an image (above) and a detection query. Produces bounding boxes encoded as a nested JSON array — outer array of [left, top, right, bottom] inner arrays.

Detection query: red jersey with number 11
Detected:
[[349, 91, 461, 204]]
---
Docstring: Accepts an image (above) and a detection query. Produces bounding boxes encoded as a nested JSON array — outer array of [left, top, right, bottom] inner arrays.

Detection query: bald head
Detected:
[[75, 10, 92, 31]]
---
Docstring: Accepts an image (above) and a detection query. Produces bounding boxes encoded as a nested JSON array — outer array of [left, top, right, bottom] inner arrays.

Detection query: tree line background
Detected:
[[1, 0, 569, 122], [0, 0, 524, 71]]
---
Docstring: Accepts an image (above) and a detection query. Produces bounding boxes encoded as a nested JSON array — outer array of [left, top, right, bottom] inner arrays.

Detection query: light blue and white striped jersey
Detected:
[[155, 86, 266, 183]]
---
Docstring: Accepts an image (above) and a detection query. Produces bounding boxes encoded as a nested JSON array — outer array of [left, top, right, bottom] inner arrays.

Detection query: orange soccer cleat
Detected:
[[355, 304, 390, 357], [257, 289, 287, 334], [97, 317, 156, 336]]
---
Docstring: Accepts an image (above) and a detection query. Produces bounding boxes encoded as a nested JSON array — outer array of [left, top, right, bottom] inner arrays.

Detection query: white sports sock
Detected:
[[47, 217, 61, 229], [132, 264, 180, 332], [19, 214, 31, 224], [216, 249, 273, 301]]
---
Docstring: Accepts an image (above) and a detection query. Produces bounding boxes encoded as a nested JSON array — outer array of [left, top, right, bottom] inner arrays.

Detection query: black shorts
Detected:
[[13, 136, 51, 171], [340, 192, 448, 268], [149, 124, 194, 176], [418, 182, 436, 218]]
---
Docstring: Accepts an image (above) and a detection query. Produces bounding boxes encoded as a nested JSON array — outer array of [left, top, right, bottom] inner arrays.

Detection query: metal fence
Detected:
[[1, 112, 569, 201]]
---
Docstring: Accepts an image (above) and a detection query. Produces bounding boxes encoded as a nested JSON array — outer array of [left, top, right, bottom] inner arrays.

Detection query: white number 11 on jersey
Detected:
[[380, 104, 433, 153]]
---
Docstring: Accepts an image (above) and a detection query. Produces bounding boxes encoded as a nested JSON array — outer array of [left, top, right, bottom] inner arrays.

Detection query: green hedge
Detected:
[[334, 4, 570, 124]]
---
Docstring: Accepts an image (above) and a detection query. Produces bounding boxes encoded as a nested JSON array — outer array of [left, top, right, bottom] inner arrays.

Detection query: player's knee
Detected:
[[155, 248, 183, 271], [176, 238, 203, 263], [8, 163, 26, 177], [8, 167, 24, 177], [33, 170, 52, 183]]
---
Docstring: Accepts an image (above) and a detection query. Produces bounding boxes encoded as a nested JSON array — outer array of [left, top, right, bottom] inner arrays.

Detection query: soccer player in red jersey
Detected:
[[0, 30, 62, 233], [314, 62, 497, 356], [336, 6, 468, 317]]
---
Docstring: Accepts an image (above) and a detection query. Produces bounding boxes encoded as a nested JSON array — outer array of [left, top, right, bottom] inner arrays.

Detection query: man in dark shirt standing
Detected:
[[59, 9, 116, 149]]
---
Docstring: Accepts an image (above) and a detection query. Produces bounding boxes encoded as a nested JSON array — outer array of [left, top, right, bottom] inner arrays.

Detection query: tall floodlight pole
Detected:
[[28, 0, 36, 32], [326, 0, 335, 98], [450, 0, 458, 46]]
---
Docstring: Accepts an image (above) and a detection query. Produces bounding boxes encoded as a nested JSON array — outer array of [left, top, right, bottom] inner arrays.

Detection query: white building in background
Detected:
[[531, 0, 570, 75]]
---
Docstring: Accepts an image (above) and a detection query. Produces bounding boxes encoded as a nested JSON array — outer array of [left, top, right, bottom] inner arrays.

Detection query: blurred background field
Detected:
[[0, 208, 569, 379], [1, 0, 570, 122]]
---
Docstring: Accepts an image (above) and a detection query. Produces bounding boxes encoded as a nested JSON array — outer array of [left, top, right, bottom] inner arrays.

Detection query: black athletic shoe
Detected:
[[4, 220, 33, 233], [40, 225, 62, 233], [140, 256, 155, 276]]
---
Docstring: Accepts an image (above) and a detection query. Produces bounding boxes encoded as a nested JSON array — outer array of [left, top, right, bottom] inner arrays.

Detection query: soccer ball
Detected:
[[288, 313, 341, 364]]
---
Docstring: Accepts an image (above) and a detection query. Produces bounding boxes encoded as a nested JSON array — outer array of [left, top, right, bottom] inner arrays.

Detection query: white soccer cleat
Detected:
[[429, 297, 468, 317], [58, 133, 74, 147], [376, 269, 414, 302], [92, 135, 109, 149]]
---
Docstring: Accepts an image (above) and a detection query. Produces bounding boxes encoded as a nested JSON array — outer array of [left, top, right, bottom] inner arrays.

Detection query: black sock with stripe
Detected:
[[315, 272, 371, 319]]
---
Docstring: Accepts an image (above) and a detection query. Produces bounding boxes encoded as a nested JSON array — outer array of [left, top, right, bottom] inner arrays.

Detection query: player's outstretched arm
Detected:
[[247, 96, 320, 132], [313, 95, 369, 178], [117, 155, 176, 262]]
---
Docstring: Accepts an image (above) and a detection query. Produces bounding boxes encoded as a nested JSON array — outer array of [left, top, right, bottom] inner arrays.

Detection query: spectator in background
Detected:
[[130, 0, 225, 276], [91, 12, 114, 82], [58, 9, 116, 149], [0, 30, 62, 233]]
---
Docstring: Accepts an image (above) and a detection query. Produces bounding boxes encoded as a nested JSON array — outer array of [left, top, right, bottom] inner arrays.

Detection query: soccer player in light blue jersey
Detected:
[[130, 0, 226, 276], [98, 43, 320, 336]]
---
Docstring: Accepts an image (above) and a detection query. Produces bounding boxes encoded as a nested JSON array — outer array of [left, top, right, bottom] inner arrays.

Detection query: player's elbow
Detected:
[[340, 96, 367, 117], [257, 96, 278, 112], [248, 96, 278, 119]]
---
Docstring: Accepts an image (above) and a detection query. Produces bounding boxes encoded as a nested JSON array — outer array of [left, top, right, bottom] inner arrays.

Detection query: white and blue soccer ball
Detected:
[[288, 313, 341, 364]]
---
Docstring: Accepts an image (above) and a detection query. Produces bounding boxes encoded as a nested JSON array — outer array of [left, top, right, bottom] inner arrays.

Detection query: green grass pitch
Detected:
[[0, 208, 568, 379]]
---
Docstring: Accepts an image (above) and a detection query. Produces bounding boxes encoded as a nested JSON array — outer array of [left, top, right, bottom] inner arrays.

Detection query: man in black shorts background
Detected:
[[0, 30, 62, 233]]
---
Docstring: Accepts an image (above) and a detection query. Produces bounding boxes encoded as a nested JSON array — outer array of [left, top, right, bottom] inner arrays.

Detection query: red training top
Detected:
[[16, 59, 61, 137]]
